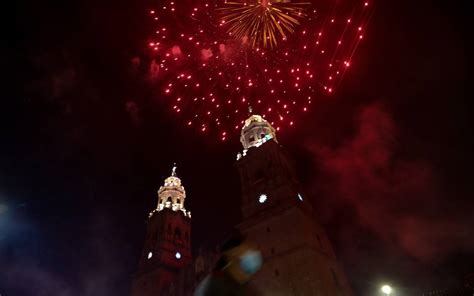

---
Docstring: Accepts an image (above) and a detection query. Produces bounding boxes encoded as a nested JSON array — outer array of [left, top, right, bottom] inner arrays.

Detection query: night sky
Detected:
[[1, 0, 473, 295]]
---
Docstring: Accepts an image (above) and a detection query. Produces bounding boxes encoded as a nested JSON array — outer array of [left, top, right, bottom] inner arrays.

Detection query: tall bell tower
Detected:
[[131, 165, 192, 296], [236, 113, 353, 296]]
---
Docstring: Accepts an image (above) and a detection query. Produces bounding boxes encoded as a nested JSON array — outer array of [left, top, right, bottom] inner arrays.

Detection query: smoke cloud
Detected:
[[309, 102, 474, 262], [200, 48, 213, 61], [125, 101, 141, 127], [0, 212, 132, 296]]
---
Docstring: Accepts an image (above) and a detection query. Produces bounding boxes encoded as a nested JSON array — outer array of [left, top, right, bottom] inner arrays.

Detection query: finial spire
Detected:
[[171, 163, 177, 177], [248, 105, 253, 115]]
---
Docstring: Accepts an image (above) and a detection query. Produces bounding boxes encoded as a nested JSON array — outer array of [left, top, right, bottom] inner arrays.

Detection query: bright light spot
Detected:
[[175, 251, 182, 259], [259, 194, 267, 204], [148, 252, 153, 259], [298, 193, 303, 201], [381, 285, 392, 295]]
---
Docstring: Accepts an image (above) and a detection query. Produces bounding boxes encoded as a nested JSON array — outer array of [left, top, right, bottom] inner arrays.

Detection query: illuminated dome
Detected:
[[149, 164, 191, 218], [240, 113, 277, 150]]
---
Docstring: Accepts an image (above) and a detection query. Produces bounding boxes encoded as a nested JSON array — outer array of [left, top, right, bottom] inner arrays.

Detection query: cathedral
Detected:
[[131, 113, 353, 296]]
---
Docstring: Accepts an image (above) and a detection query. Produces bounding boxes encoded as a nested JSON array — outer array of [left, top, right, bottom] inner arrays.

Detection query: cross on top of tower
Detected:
[[171, 163, 177, 177]]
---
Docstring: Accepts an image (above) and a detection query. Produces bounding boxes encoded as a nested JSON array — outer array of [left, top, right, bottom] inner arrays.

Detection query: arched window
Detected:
[[174, 227, 182, 239]]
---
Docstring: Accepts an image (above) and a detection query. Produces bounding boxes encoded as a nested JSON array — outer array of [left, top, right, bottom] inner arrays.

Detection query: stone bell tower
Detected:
[[131, 165, 192, 296], [235, 113, 353, 296]]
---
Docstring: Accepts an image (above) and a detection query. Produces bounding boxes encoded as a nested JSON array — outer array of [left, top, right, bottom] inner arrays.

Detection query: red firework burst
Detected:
[[146, 0, 373, 140]]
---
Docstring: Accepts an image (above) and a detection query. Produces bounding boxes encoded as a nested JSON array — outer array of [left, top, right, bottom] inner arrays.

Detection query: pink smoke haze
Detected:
[[310, 103, 474, 262]]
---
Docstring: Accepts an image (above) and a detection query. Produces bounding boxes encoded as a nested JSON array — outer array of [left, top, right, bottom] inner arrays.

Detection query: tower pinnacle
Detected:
[[149, 165, 191, 218], [239, 113, 277, 151]]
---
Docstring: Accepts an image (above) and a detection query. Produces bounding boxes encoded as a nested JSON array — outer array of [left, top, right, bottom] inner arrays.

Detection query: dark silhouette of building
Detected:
[[131, 113, 353, 295], [423, 274, 474, 296]]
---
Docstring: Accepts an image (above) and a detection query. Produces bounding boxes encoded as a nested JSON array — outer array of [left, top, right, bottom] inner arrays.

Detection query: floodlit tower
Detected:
[[131, 165, 192, 296], [235, 112, 353, 296]]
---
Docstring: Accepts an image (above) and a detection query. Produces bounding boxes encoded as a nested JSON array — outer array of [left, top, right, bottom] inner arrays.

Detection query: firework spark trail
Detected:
[[219, 1, 308, 48], [146, 0, 373, 140]]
